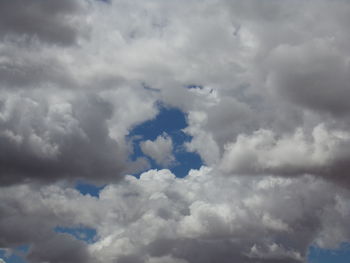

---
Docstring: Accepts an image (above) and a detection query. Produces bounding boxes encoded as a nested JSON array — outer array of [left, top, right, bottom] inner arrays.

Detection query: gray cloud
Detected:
[[91, 169, 350, 262], [266, 41, 350, 116], [0, 46, 74, 89], [140, 133, 175, 167], [1, 169, 349, 263], [0, 184, 94, 263], [0, 91, 138, 185], [26, 234, 90, 263], [219, 124, 350, 187], [0, 0, 87, 45], [1, 0, 350, 262]]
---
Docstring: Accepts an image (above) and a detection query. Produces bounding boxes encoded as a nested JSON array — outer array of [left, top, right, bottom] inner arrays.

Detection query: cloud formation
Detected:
[[1, 168, 350, 263], [0, 91, 140, 185], [1, 0, 350, 262], [220, 124, 350, 185], [1, 0, 350, 184], [141, 133, 175, 167], [0, 0, 87, 45]]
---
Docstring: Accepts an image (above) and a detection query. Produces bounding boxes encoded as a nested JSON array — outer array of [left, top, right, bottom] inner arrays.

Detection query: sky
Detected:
[[1, 0, 350, 262]]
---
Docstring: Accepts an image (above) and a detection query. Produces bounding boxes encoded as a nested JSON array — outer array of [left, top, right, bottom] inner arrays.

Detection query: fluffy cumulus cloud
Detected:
[[1, 168, 350, 263], [1, 0, 350, 262], [220, 124, 350, 185], [141, 133, 175, 167], [0, 90, 151, 185]]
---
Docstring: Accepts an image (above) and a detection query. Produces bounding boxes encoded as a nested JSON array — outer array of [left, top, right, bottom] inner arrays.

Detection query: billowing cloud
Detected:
[[1, 168, 350, 263], [220, 124, 350, 186], [1, 0, 350, 262], [0, 183, 94, 263], [141, 133, 175, 167], [0, 90, 150, 185]]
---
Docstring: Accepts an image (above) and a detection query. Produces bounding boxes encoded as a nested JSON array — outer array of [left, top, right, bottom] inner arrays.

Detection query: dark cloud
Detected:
[[0, 49, 74, 89], [27, 234, 90, 263], [0, 184, 96, 262], [266, 42, 350, 116], [0, 92, 133, 185], [0, 184, 96, 263], [117, 254, 144, 263], [144, 238, 303, 263], [0, 0, 86, 45]]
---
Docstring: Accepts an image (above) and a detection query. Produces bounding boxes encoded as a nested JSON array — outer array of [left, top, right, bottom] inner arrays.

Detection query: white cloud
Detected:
[[1, 0, 350, 262], [220, 124, 350, 185], [1, 0, 350, 184], [1, 168, 350, 262], [141, 133, 175, 167]]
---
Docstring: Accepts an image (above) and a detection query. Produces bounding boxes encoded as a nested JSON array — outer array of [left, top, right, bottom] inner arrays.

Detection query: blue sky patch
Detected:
[[75, 181, 105, 198], [0, 246, 28, 263], [186, 84, 203, 90], [128, 103, 202, 177], [308, 243, 350, 263], [74, 103, 202, 196]]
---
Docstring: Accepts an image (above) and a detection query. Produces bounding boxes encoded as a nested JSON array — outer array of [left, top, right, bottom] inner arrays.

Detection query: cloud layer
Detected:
[[1, 168, 350, 263], [1, 0, 350, 262], [1, 0, 350, 184], [0, 0, 87, 45]]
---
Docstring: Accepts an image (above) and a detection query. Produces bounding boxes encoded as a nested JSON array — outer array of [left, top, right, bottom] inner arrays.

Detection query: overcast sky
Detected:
[[1, 0, 350, 263]]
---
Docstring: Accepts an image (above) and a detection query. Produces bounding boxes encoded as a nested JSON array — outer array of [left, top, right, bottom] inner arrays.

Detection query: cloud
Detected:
[[0, 168, 350, 263], [75, 169, 350, 262], [141, 133, 175, 167], [0, 44, 75, 89], [0, 183, 99, 263], [265, 40, 350, 115], [26, 234, 91, 263], [0, 0, 350, 262], [0, 0, 87, 45], [1, 0, 349, 186], [0, 91, 150, 185], [220, 124, 350, 186]]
